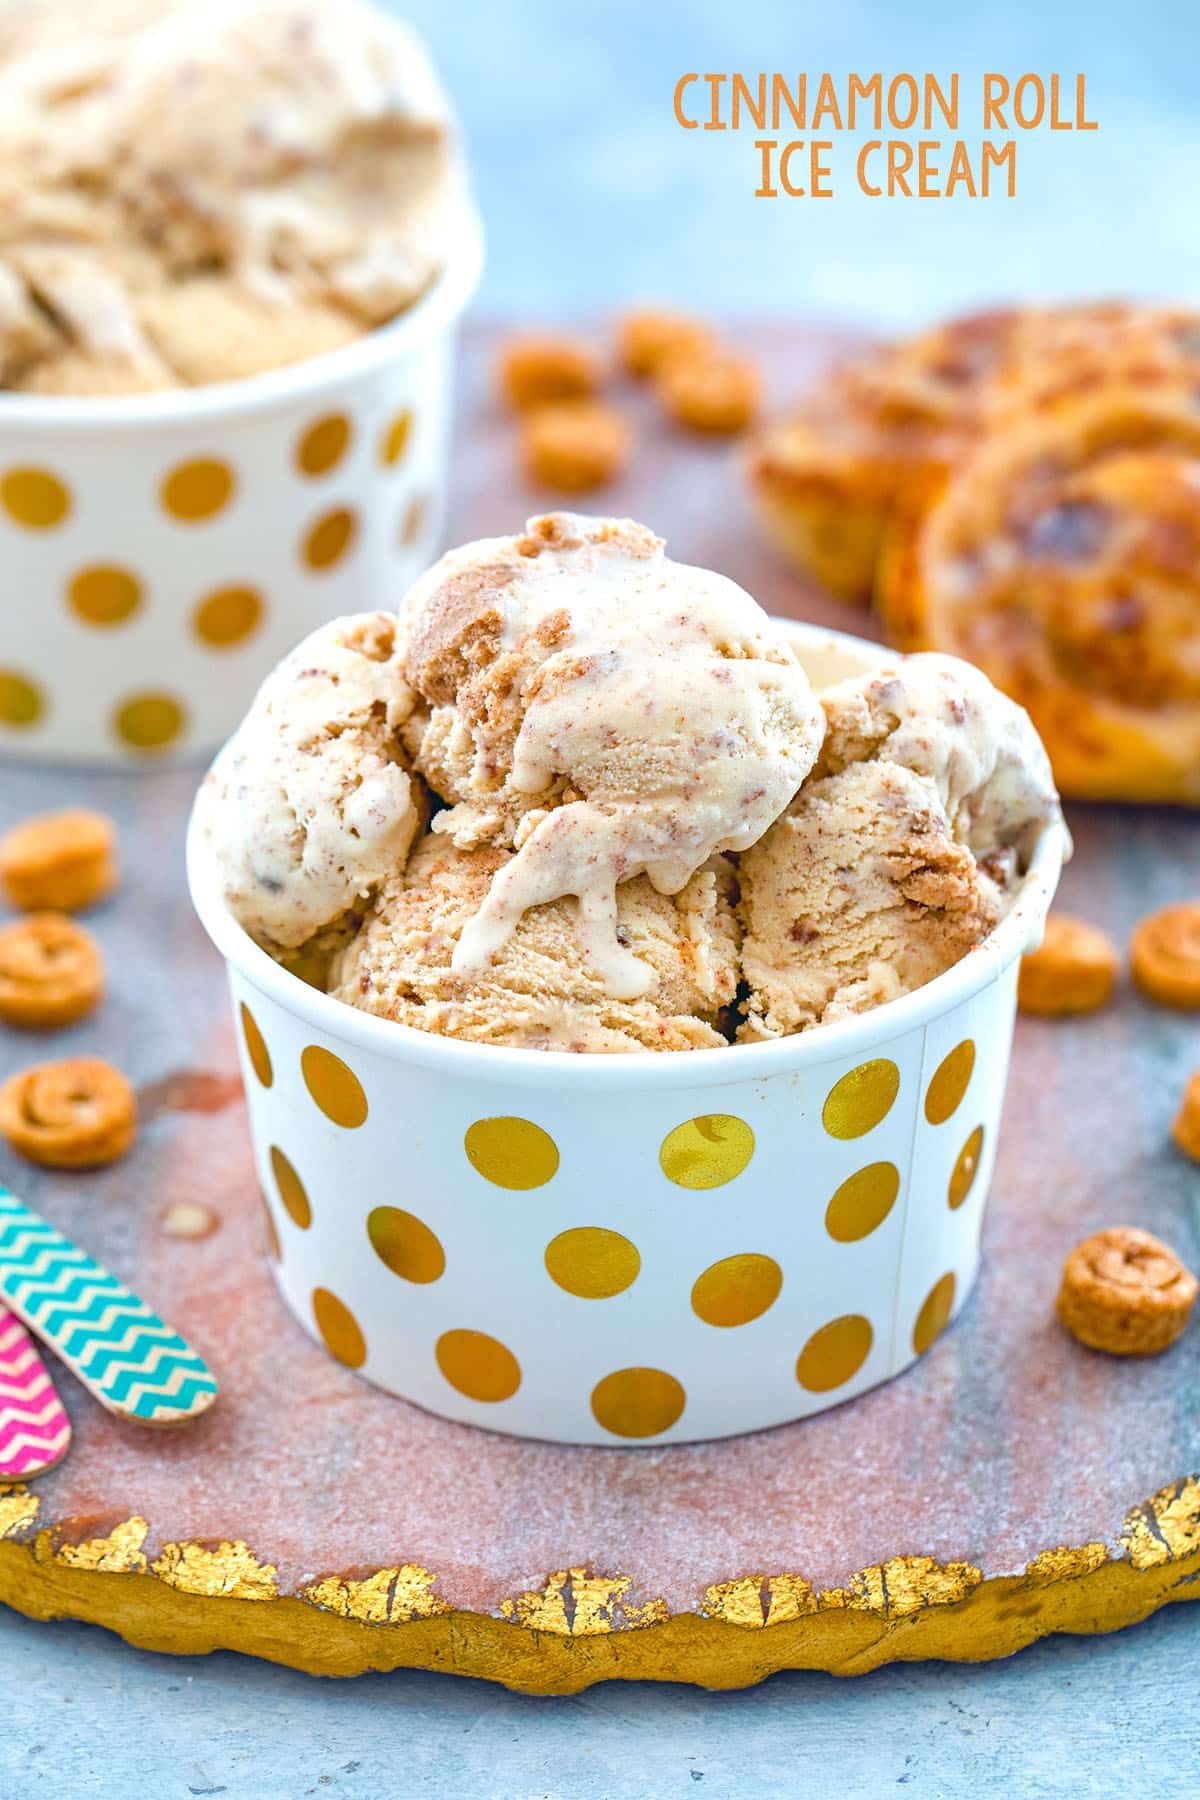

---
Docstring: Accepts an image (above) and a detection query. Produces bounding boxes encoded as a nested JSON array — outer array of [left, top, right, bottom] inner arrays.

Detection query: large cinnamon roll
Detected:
[[747, 308, 1020, 603], [877, 376, 1200, 803], [748, 302, 1200, 609]]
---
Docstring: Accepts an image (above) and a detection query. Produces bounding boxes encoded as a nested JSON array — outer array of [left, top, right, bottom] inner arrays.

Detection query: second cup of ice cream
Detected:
[[0, 0, 481, 764]]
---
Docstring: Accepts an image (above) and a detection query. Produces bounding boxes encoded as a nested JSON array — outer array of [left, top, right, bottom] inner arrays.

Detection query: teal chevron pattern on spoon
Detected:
[[0, 1188, 217, 1428]]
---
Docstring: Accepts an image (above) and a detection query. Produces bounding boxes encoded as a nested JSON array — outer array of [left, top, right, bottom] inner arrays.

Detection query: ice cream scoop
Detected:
[[202, 613, 421, 951], [97, 0, 459, 310], [816, 651, 1062, 864], [735, 651, 1060, 1037], [0, 0, 466, 390], [400, 513, 826, 998], [739, 759, 1006, 1037], [330, 833, 740, 1053]]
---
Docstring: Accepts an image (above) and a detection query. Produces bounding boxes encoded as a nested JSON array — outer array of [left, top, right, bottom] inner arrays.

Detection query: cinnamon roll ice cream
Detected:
[[0, 0, 469, 392], [398, 512, 825, 999], [201, 513, 1061, 1052], [739, 654, 1060, 1038], [328, 833, 742, 1054], [201, 612, 423, 956]]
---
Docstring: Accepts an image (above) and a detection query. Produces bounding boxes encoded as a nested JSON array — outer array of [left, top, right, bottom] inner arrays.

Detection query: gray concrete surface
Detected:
[[3, 1598, 1198, 1799]]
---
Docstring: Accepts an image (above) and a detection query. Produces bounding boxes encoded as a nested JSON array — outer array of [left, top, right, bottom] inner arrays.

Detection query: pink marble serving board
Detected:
[[1, 319, 1197, 1622]]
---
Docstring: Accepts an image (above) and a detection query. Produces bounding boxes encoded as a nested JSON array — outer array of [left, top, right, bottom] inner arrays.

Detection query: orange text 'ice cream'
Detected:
[[399, 514, 826, 997]]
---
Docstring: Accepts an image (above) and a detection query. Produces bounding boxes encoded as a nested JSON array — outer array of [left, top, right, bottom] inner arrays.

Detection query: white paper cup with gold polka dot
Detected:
[[187, 622, 1067, 1446], [0, 219, 482, 766]]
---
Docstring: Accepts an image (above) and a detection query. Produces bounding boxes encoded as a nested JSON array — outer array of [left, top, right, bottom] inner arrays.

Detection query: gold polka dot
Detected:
[[544, 1227, 640, 1299], [67, 565, 142, 627], [0, 670, 44, 729], [301, 1045, 367, 1129], [399, 493, 428, 546], [691, 1253, 782, 1328], [296, 412, 352, 477], [822, 1060, 900, 1140], [464, 1116, 558, 1190], [160, 457, 234, 522], [948, 1125, 985, 1211], [262, 1196, 281, 1263], [825, 1162, 900, 1243], [313, 1288, 366, 1369], [925, 1040, 976, 1125], [302, 506, 357, 571], [913, 1272, 957, 1356], [368, 1207, 445, 1284], [240, 1003, 273, 1088], [796, 1314, 874, 1393], [270, 1145, 311, 1230], [380, 408, 413, 466], [436, 1329, 521, 1403], [591, 1367, 686, 1439], [659, 1115, 754, 1190], [113, 691, 186, 751], [193, 585, 264, 649], [1, 466, 70, 529]]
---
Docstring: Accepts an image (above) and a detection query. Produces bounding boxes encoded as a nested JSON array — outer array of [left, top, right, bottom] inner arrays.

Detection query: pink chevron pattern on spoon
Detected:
[[0, 1303, 71, 1479]]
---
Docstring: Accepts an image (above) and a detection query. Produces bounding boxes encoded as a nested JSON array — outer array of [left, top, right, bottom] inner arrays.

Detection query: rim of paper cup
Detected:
[[0, 210, 484, 432], [187, 619, 1068, 1093]]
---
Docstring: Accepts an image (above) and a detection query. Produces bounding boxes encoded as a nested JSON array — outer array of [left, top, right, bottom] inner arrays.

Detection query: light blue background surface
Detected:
[[4, 3, 1200, 1794], [403, 0, 1200, 327]]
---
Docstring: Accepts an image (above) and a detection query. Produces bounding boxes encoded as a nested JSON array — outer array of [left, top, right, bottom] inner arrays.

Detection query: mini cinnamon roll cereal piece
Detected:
[[160, 1200, 219, 1240], [521, 400, 632, 492], [497, 333, 601, 411], [1018, 914, 1118, 1015], [1172, 1073, 1200, 1162], [617, 308, 715, 378], [0, 1056, 137, 1169], [1131, 903, 1200, 1008], [1056, 1226, 1198, 1355], [657, 350, 761, 435], [0, 809, 117, 913], [0, 915, 104, 1029]]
